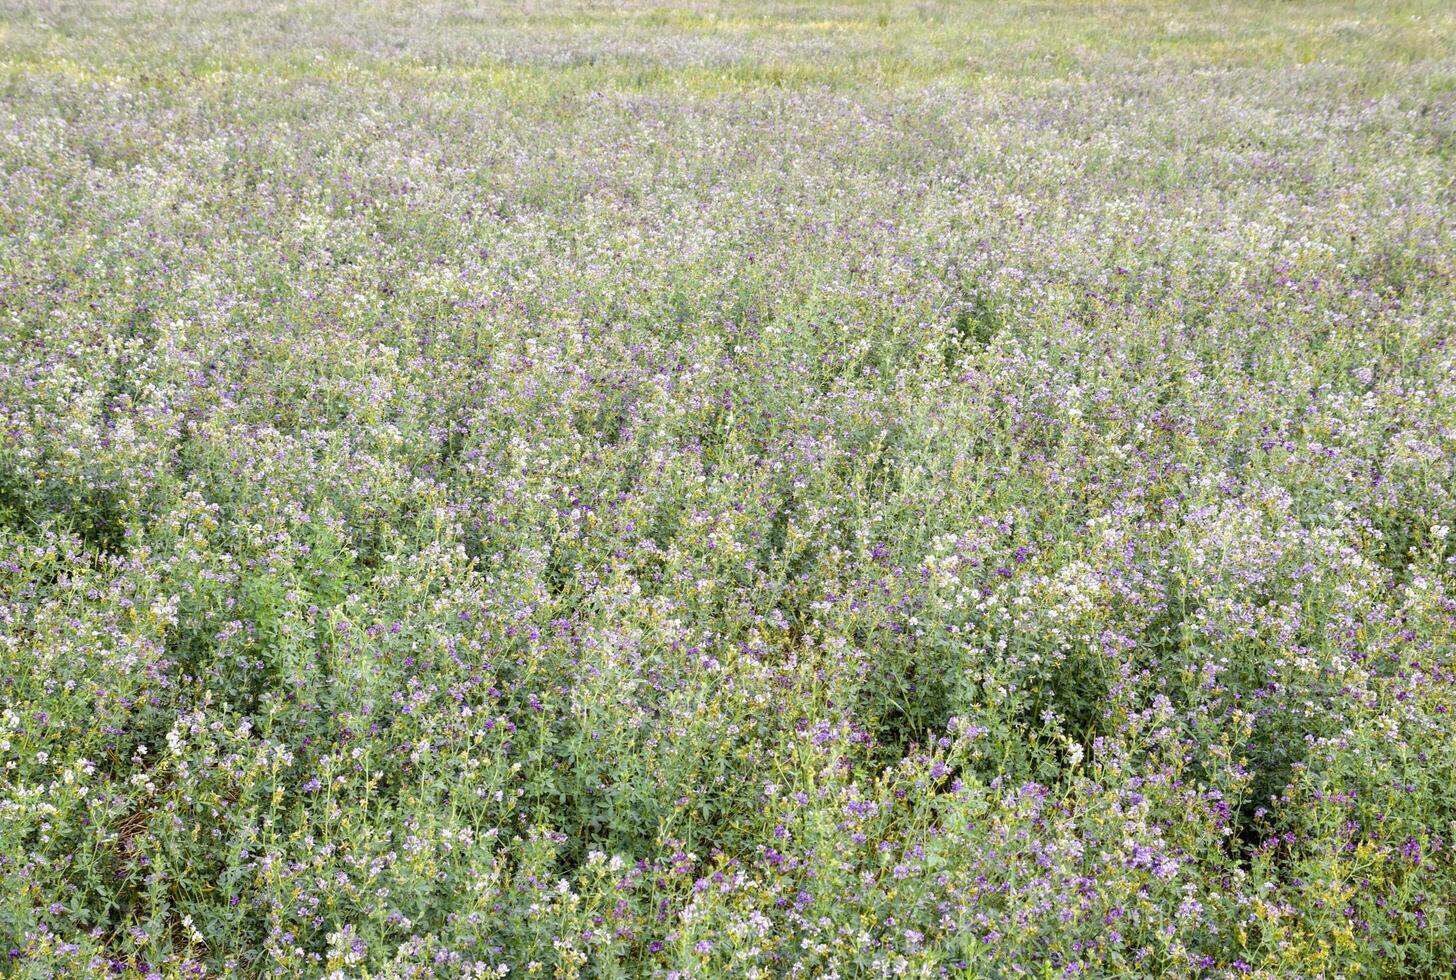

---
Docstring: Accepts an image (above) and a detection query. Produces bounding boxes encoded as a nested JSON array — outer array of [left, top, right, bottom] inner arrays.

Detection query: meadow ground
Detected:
[[2, 0, 1456, 976]]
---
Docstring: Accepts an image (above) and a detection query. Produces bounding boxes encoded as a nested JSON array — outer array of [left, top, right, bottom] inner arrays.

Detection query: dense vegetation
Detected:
[[2, 0, 1455, 976]]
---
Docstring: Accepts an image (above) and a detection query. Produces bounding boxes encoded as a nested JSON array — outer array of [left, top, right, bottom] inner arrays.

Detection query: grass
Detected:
[[1, 0, 1455, 976]]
